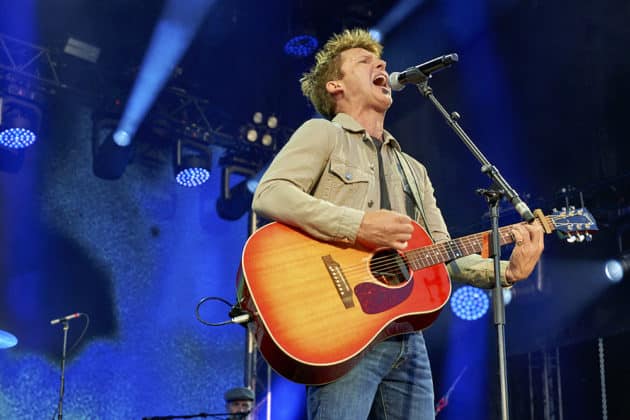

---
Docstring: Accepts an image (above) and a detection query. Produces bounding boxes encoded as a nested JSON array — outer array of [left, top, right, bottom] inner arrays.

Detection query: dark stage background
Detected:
[[1, 1, 629, 419]]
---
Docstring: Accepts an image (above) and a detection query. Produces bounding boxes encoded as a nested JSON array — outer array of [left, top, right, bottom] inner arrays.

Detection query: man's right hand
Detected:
[[355, 210, 413, 250]]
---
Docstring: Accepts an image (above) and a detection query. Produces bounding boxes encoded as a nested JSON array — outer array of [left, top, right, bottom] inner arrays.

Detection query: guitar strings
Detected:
[[341, 222, 523, 277], [337, 214, 584, 280]]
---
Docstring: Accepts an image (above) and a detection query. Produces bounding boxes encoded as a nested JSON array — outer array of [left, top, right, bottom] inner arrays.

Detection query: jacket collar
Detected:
[[332, 113, 401, 151]]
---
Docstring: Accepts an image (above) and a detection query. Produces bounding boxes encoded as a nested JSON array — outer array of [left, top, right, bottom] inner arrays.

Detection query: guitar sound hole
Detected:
[[369, 249, 411, 286]]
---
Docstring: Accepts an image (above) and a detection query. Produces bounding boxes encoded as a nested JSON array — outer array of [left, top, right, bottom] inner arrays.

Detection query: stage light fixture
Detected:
[[0, 96, 42, 149], [64, 37, 101, 63], [261, 133, 273, 147], [604, 252, 630, 283], [252, 112, 263, 124], [284, 34, 318, 57], [92, 118, 134, 180], [216, 163, 268, 221], [246, 127, 258, 142], [368, 28, 383, 43], [450, 286, 490, 321], [267, 115, 278, 129], [174, 139, 211, 187]]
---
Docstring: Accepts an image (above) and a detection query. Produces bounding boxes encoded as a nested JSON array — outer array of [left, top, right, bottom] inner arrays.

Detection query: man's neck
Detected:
[[354, 112, 386, 140], [338, 107, 386, 140]]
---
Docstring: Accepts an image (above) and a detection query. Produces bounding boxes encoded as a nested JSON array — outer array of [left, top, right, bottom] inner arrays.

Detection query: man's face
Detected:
[[332, 47, 392, 113], [227, 399, 252, 414]]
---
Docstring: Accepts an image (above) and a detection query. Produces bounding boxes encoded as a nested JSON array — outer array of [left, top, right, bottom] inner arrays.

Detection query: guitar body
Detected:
[[241, 221, 452, 385]]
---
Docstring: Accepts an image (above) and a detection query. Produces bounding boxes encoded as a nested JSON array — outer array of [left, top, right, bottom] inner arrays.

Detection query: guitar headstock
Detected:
[[550, 207, 599, 243]]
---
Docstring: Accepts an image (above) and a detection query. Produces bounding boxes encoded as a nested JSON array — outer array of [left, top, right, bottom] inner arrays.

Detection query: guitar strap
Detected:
[[394, 149, 435, 242]]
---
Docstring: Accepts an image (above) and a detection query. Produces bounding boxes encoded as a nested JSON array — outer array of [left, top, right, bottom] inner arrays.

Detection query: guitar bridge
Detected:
[[322, 255, 354, 309]]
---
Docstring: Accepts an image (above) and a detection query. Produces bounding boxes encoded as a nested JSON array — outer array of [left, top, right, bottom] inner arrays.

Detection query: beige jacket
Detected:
[[252, 113, 509, 288]]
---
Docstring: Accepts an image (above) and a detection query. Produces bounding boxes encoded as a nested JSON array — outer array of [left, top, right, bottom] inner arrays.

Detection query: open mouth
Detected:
[[373, 74, 391, 94], [373, 74, 388, 87]]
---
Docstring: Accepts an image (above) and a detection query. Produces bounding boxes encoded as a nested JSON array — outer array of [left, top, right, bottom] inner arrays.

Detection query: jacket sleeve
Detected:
[[447, 255, 511, 288], [252, 119, 364, 243]]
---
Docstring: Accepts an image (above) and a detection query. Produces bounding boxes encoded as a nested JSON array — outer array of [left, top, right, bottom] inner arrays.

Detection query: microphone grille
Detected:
[[388, 72, 405, 92]]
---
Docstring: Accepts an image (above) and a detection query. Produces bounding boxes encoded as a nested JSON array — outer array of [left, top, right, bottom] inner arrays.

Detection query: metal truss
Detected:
[[0, 33, 61, 88], [0, 33, 290, 161]]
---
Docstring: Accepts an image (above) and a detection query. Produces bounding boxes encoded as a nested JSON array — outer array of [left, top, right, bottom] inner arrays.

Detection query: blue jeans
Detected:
[[307, 332, 435, 420]]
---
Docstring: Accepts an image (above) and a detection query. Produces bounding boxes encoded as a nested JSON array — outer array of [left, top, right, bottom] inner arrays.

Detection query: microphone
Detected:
[[389, 53, 459, 91], [50, 312, 83, 325]]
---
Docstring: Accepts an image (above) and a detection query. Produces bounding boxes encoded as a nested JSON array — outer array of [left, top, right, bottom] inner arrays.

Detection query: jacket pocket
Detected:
[[318, 158, 371, 209]]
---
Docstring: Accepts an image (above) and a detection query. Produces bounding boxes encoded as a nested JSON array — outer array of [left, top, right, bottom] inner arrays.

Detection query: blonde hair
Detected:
[[300, 28, 383, 119]]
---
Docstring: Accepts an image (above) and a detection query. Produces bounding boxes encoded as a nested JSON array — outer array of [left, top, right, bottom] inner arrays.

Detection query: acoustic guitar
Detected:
[[240, 207, 597, 385]]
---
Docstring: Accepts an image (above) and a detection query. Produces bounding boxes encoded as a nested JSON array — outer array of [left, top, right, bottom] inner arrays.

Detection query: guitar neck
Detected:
[[405, 215, 556, 271]]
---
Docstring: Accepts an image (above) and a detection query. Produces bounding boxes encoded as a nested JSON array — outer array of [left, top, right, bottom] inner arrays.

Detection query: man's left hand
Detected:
[[505, 223, 545, 284]]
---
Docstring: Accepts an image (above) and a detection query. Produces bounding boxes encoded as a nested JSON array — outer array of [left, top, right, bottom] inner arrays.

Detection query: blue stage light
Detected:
[[604, 252, 629, 282], [175, 167, 210, 187], [368, 28, 383, 43], [113, 129, 131, 147], [451, 286, 490, 321], [284, 35, 318, 57], [0, 127, 37, 149], [174, 139, 212, 187], [115, 0, 216, 145], [0, 329, 18, 349]]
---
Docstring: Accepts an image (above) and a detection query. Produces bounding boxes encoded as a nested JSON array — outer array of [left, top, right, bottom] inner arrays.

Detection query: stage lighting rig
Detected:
[[0, 93, 42, 149], [237, 112, 286, 154], [174, 138, 212, 187], [92, 117, 135, 180]]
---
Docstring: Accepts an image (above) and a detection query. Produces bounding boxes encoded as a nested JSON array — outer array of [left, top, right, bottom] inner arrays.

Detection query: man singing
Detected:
[[252, 28, 543, 419]]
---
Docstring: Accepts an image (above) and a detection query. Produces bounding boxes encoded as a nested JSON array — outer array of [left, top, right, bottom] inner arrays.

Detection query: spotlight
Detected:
[[252, 112, 263, 124], [92, 118, 134, 180], [174, 139, 211, 187], [284, 34, 318, 57], [368, 28, 383, 43], [450, 286, 490, 321], [604, 252, 630, 283], [246, 128, 258, 142], [267, 115, 278, 129], [261, 133, 273, 147], [0, 96, 42, 149], [0, 329, 18, 349]]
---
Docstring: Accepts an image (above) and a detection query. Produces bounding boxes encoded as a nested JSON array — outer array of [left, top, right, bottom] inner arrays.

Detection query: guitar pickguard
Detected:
[[354, 277, 414, 314], [354, 249, 414, 314]]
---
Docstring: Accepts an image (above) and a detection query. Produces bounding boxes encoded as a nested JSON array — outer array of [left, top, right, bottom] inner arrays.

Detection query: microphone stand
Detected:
[[413, 74, 535, 420], [56, 321, 70, 420]]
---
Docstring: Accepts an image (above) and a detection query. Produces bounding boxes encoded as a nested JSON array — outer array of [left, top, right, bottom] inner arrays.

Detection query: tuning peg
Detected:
[[585, 233, 593, 242], [552, 208, 558, 213], [577, 233, 585, 242], [566, 235, 577, 243], [569, 205, 576, 211]]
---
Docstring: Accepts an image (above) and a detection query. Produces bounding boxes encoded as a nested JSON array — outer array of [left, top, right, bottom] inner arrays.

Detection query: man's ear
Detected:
[[326, 80, 343, 95]]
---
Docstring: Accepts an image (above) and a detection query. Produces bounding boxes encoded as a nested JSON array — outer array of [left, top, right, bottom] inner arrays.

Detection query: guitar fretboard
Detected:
[[404, 216, 556, 270]]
